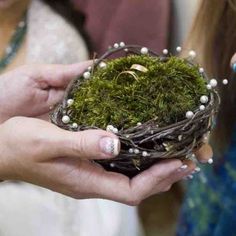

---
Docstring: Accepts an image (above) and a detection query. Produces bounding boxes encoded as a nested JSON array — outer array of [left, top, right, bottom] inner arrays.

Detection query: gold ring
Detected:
[[130, 64, 148, 73], [116, 71, 139, 81]]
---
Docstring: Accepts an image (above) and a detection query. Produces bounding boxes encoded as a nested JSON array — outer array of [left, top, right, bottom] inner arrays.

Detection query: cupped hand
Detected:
[[0, 62, 91, 123], [0, 117, 195, 205]]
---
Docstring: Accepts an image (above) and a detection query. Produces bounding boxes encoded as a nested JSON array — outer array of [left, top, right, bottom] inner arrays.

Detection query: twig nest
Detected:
[[51, 45, 220, 177]]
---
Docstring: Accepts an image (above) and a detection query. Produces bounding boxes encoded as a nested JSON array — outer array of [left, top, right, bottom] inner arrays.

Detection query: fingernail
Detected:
[[208, 158, 213, 164], [99, 137, 120, 156], [178, 164, 188, 172], [232, 63, 236, 72]]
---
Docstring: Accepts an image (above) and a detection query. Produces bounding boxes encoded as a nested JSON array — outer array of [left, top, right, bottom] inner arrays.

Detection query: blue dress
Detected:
[[177, 131, 236, 236]]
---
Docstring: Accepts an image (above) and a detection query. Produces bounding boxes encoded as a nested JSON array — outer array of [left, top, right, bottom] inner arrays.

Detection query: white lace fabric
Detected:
[[26, 0, 88, 64]]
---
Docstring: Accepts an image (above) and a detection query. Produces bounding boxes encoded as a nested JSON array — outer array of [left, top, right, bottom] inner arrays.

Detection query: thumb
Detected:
[[56, 129, 121, 160], [36, 61, 92, 88]]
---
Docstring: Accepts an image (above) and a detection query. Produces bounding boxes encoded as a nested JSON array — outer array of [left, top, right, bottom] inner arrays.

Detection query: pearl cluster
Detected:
[[113, 42, 126, 49], [106, 125, 118, 134], [128, 148, 149, 157]]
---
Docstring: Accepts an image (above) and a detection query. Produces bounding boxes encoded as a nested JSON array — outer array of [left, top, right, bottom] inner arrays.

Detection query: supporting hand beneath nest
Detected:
[[0, 116, 200, 205]]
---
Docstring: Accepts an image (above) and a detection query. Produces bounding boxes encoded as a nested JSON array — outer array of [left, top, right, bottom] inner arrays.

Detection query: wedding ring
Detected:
[[130, 64, 148, 73], [116, 71, 139, 81]]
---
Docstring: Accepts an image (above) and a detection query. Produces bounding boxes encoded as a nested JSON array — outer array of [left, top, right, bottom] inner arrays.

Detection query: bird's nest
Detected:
[[51, 45, 220, 177]]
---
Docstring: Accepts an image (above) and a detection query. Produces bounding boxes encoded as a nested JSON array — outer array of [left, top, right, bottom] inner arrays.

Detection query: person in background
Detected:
[[177, 0, 236, 235], [73, 0, 170, 56]]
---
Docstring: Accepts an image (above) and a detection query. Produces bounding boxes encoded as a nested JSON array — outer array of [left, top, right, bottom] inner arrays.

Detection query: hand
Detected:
[[0, 117, 195, 205], [0, 62, 91, 123]]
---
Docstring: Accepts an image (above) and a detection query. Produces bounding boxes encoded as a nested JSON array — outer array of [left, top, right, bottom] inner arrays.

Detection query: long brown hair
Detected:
[[185, 0, 236, 155]]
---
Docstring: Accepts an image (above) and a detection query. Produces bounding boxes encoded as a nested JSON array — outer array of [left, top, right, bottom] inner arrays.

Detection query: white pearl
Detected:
[[83, 71, 91, 79], [186, 111, 194, 119], [72, 123, 78, 129], [114, 43, 119, 48], [67, 99, 74, 106], [206, 84, 212, 90], [106, 125, 114, 132], [208, 158, 213, 164], [129, 148, 134, 154], [119, 42, 125, 47], [112, 128, 118, 134], [124, 48, 129, 52], [99, 62, 107, 69], [142, 151, 148, 157], [62, 115, 70, 124], [210, 79, 217, 87], [199, 105, 205, 111], [223, 79, 228, 85], [134, 148, 140, 154], [200, 95, 209, 104], [199, 67, 204, 73], [110, 163, 115, 168], [87, 66, 92, 71], [189, 50, 196, 58], [176, 46, 182, 52], [137, 122, 142, 126], [141, 47, 149, 54], [163, 49, 168, 55]]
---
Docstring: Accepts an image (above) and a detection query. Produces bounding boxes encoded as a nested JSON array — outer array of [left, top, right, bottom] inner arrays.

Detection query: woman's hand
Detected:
[[0, 62, 91, 123], [0, 117, 195, 205]]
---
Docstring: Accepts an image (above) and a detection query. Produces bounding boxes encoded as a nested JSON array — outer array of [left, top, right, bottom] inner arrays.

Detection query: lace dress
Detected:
[[0, 1, 142, 235]]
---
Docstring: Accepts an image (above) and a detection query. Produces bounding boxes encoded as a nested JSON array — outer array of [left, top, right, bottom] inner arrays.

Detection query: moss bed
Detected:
[[69, 55, 208, 129]]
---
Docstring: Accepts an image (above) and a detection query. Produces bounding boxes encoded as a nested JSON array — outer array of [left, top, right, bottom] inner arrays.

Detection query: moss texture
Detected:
[[70, 55, 208, 129]]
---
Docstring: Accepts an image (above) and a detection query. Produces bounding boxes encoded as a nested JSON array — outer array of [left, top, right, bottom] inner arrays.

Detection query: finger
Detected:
[[48, 159, 182, 205], [129, 159, 182, 201], [46, 89, 65, 108], [37, 113, 50, 121], [195, 144, 213, 164], [90, 159, 183, 204], [155, 159, 196, 193], [54, 129, 121, 160], [36, 61, 92, 88]]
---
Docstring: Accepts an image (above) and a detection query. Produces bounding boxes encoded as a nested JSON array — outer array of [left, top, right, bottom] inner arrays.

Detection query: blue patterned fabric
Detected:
[[177, 132, 236, 236]]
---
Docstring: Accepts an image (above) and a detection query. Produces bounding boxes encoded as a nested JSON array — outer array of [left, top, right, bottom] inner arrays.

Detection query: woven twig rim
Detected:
[[51, 45, 220, 177]]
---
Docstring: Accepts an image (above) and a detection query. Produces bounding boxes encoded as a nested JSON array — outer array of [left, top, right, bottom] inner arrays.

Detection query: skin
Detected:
[[0, 62, 93, 122]]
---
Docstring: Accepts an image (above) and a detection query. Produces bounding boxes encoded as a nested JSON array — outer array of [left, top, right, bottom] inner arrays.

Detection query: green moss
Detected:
[[69, 55, 208, 129]]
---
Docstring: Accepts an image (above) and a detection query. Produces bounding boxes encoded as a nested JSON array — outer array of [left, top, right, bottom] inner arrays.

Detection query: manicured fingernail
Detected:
[[99, 137, 120, 156], [195, 167, 201, 172], [208, 158, 213, 164], [232, 63, 236, 72], [178, 164, 188, 172]]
